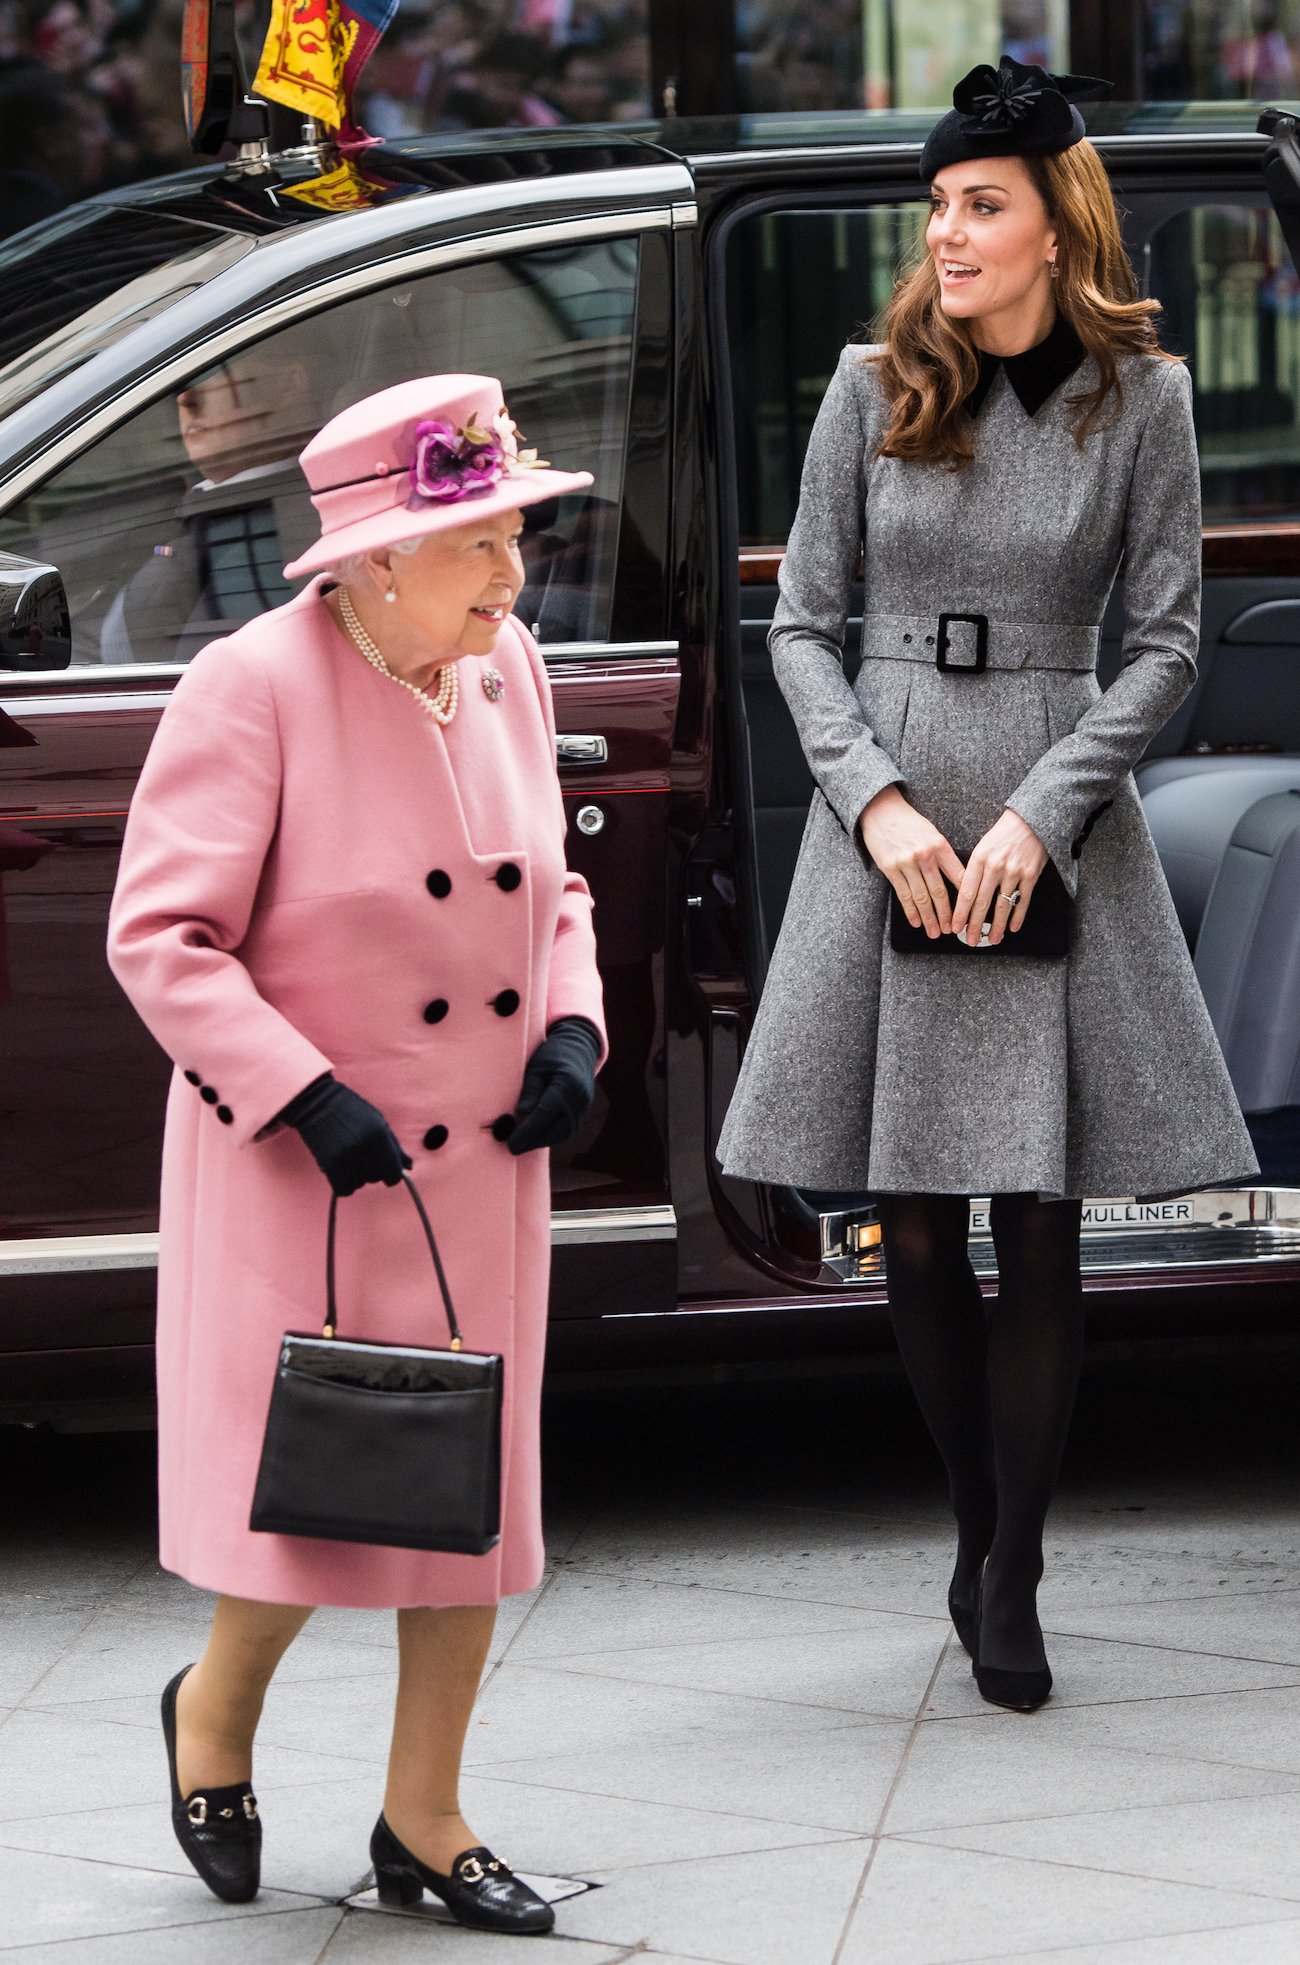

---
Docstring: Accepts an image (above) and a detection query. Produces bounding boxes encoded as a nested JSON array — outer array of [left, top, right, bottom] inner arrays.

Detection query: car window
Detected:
[[1144, 201, 1300, 526], [0, 207, 252, 418], [725, 203, 927, 547], [0, 234, 639, 669]]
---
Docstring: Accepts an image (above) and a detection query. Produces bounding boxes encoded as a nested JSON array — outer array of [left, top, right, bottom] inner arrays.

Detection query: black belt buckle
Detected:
[[935, 612, 988, 674]]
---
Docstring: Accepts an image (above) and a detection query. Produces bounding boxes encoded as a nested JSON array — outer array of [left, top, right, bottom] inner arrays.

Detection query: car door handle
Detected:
[[556, 734, 608, 764]]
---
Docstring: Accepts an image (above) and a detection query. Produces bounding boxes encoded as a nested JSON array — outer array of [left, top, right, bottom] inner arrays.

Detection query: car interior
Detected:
[[721, 197, 1300, 1199]]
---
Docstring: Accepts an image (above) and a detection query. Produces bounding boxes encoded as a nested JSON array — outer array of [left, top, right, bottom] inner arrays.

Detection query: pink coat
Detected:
[[107, 580, 606, 1608]]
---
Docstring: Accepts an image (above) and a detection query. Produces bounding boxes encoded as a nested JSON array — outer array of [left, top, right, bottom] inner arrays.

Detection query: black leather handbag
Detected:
[[889, 856, 1073, 960], [250, 1176, 502, 1555]]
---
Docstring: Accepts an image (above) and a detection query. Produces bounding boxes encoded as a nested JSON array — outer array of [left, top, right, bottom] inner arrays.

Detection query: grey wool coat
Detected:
[[717, 340, 1259, 1199]]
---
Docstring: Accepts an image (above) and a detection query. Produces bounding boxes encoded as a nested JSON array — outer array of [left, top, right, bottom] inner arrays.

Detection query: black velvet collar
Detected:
[[965, 311, 1085, 418]]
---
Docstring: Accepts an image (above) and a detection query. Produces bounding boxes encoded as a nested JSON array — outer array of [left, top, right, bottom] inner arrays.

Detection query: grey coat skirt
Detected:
[[717, 345, 1259, 1199]]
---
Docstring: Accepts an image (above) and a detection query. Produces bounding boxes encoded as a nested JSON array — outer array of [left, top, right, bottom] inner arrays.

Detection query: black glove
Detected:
[[278, 1073, 412, 1196], [507, 1016, 602, 1155]]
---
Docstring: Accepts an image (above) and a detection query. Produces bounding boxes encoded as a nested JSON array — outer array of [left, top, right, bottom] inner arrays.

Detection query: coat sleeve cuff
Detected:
[[1003, 789, 1081, 900], [821, 736, 906, 837], [180, 1037, 334, 1151]]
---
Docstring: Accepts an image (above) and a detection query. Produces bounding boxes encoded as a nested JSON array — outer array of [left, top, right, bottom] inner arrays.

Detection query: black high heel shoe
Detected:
[[948, 1583, 978, 1660], [370, 1813, 555, 1933], [970, 1574, 1053, 1713], [161, 1665, 261, 1903]]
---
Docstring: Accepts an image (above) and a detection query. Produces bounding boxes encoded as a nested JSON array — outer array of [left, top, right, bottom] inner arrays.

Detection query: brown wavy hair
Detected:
[[870, 139, 1175, 468]]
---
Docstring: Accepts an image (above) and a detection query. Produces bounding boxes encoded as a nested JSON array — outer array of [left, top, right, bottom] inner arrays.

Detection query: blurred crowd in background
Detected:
[[5, 0, 1300, 241], [356, 0, 650, 137], [0, 0, 652, 239]]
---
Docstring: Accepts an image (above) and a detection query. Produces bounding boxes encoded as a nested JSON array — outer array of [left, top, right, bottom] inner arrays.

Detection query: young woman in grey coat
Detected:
[[717, 56, 1258, 1712]]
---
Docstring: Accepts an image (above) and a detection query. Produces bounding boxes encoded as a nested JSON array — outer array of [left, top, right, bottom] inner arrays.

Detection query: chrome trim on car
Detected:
[[550, 1205, 677, 1244], [818, 1187, 1300, 1284], [0, 192, 690, 511], [0, 692, 173, 715], [0, 642, 680, 688], [0, 662, 192, 686], [0, 1205, 678, 1273], [693, 130, 1270, 172], [0, 1234, 161, 1274]]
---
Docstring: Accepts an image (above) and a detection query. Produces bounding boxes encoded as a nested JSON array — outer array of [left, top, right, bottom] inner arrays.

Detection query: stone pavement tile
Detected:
[[0, 1706, 378, 1824], [524, 1613, 950, 1720], [1034, 1542, 1298, 1616], [0, 1605, 103, 1704], [547, 1834, 872, 1965], [0, 1844, 324, 1950], [478, 1715, 912, 1833], [321, 1908, 633, 1962], [453, 1772, 854, 1876], [837, 1838, 1291, 1965], [905, 1790, 1300, 1905], [464, 1659, 871, 1768], [1043, 1684, 1300, 1777], [562, 1506, 953, 1618], [505, 1569, 896, 1660], [884, 1708, 1300, 1836], [22, 1608, 403, 1709], [1045, 1491, 1300, 1542], [924, 1631, 1300, 1719], [999, 1918, 1300, 1964], [217, 1666, 397, 1766], [2, 1547, 153, 1612], [0, 1905, 343, 1964], [1044, 1588, 1300, 1666]]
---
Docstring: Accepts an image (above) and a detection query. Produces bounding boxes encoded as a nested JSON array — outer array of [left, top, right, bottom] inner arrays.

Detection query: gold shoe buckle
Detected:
[[458, 1855, 486, 1884]]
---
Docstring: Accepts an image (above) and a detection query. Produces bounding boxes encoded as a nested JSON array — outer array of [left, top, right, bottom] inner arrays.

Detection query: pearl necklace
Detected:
[[337, 586, 459, 727]]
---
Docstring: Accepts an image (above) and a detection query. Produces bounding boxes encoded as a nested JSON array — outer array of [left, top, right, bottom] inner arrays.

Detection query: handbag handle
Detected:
[[324, 1173, 463, 1350]]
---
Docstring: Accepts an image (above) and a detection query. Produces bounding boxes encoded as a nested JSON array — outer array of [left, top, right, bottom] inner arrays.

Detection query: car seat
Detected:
[[1193, 788, 1300, 1183], [1138, 758, 1300, 941]]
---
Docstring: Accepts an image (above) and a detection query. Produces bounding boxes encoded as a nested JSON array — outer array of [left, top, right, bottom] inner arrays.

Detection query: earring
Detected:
[[384, 589, 397, 604], [1049, 259, 1059, 278]]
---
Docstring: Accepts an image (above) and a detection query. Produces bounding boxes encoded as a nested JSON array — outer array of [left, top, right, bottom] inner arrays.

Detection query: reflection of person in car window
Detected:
[[100, 351, 315, 665]]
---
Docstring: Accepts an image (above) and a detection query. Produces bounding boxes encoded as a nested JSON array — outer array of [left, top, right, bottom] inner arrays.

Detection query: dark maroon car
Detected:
[[2, 105, 1300, 1424]]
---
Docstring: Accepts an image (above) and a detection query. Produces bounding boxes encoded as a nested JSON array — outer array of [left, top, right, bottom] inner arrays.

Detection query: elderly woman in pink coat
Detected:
[[107, 375, 607, 1932]]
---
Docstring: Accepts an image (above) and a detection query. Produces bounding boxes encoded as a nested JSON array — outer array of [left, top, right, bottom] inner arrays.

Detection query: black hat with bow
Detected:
[[920, 55, 1112, 181]]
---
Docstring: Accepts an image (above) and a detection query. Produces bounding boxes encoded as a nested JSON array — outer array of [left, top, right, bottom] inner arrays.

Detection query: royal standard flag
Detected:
[[255, 0, 398, 131]]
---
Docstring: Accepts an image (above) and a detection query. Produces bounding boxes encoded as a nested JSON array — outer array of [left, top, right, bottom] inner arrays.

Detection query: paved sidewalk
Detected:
[[2, 1346, 1299, 1964]]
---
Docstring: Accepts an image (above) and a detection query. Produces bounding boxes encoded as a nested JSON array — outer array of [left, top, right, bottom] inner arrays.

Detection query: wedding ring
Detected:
[[997, 890, 1021, 908]]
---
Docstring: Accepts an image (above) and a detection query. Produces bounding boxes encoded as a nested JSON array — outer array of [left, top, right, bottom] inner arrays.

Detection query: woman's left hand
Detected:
[[951, 810, 1050, 947], [507, 1016, 602, 1154]]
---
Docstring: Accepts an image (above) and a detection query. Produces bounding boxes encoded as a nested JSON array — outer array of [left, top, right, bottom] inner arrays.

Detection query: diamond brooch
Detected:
[[482, 666, 506, 702]]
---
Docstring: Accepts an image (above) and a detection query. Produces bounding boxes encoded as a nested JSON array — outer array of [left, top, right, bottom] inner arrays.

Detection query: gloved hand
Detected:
[[507, 1016, 602, 1155], [278, 1073, 412, 1196]]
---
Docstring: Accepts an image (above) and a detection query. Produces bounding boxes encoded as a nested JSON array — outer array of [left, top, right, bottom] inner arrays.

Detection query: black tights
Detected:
[[877, 1192, 1084, 1672]]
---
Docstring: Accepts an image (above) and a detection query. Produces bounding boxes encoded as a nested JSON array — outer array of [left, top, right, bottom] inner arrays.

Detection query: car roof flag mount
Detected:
[[181, 0, 269, 165]]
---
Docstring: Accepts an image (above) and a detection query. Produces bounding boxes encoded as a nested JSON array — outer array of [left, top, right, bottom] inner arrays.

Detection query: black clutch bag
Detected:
[[889, 856, 1073, 959], [250, 1175, 502, 1555]]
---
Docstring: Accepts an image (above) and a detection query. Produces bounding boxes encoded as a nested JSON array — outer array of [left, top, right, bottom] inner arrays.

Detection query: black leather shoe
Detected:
[[370, 1813, 555, 1933], [161, 1665, 261, 1903], [970, 1575, 1053, 1712]]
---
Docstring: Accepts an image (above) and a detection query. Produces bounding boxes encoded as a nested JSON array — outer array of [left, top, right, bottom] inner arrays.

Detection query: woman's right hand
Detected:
[[278, 1074, 412, 1196], [858, 785, 966, 938]]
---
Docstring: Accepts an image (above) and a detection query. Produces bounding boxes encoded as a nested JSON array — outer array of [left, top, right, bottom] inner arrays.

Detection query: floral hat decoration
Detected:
[[283, 373, 594, 582], [920, 55, 1112, 181]]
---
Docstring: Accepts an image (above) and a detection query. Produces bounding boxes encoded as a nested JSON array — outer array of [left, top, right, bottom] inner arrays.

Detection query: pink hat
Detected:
[[282, 373, 594, 581]]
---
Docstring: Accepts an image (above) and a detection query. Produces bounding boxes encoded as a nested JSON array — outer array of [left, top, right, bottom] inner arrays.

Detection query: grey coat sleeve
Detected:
[[769, 345, 906, 834], [1005, 360, 1200, 892]]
